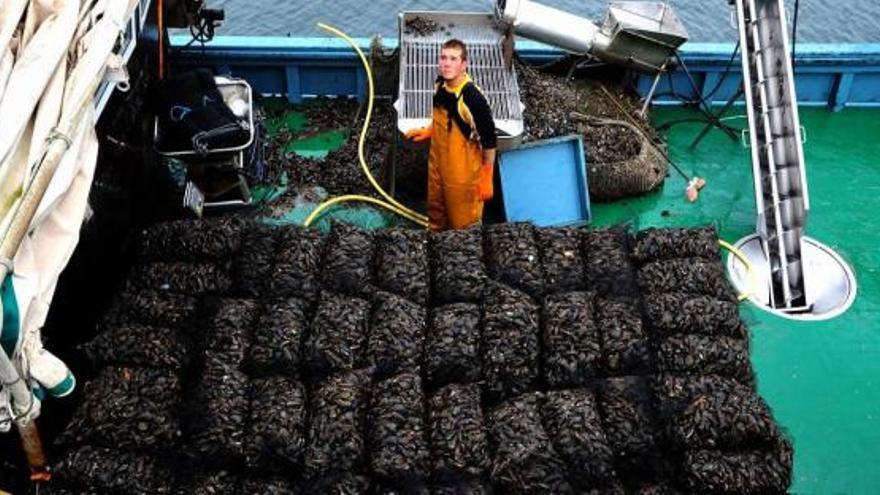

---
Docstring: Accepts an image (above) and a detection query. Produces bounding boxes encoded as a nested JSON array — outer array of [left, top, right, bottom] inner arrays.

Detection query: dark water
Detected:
[[212, 0, 877, 43]]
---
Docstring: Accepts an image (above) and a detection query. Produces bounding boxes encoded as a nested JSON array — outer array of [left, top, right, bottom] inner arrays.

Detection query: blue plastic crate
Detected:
[[498, 134, 591, 227]]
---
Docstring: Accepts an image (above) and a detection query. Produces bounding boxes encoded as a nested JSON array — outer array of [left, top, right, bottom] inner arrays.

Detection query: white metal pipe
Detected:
[[495, 0, 610, 55]]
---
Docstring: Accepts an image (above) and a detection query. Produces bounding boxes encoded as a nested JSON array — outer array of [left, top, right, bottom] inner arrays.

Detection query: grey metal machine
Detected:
[[725, 0, 856, 320], [494, 0, 688, 73], [492, 0, 689, 114], [394, 2, 689, 146]]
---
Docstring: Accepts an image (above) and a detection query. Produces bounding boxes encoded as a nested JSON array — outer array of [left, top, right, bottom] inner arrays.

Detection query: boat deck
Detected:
[[228, 96, 880, 493], [596, 106, 880, 494]]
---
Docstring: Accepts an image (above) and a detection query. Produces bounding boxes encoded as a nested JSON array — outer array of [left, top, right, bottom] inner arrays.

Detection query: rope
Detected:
[[720, 239, 756, 302], [46, 127, 73, 149], [308, 22, 429, 228]]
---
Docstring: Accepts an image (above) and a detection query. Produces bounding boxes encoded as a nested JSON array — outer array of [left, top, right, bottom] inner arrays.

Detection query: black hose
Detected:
[[791, 0, 800, 76], [663, 41, 740, 107]]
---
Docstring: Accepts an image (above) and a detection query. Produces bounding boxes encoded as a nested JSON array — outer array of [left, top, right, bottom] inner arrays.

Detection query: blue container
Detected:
[[498, 134, 591, 227]]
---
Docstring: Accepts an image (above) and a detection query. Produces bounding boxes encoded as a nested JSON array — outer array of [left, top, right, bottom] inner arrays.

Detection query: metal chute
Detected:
[[494, 0, 688, 73]]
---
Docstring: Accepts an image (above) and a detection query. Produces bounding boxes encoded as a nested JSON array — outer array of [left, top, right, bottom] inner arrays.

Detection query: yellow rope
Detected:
[[304, 194, 425, 228], [309, 22, 429, 228], [719, 239, 756, 302]]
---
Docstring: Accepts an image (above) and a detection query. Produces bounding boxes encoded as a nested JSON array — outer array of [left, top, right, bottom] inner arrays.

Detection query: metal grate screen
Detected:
[[396, 12, 523, 139]]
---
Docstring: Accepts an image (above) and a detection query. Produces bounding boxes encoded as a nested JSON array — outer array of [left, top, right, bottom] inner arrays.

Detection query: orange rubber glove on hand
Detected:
[[478, 163, 494, 201], [404, 127, 432, 142]]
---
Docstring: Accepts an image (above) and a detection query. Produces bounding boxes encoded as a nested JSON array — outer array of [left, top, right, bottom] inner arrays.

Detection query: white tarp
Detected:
[[0, 0, 137, 430]]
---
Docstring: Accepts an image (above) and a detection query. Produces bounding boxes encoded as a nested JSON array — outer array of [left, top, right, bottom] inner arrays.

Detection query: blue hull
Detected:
[[169, 35, 880, 112]]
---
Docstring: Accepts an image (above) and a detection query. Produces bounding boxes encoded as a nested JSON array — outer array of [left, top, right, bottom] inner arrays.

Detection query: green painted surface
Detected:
[[262, 202, 398, 232], [264, 110, 307, 137], [593, 107, 880, 495], [1, 274, 20, 358], [285, 129, 348, 159], [263, 99, 348, 158]]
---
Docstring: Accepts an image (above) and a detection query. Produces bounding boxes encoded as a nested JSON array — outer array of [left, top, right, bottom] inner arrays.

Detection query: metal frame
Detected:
[[394, 11, 524, 141], [93, 0, 152, 117], [153, 76, 255, 156]]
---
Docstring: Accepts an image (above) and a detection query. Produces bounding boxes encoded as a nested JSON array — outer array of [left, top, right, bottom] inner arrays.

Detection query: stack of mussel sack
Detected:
[[47, 219, 792, 494], [634, 227, 793, 493]]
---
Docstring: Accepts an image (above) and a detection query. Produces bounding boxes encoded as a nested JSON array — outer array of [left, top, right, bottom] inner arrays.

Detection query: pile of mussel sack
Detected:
[[47, 219, 792, 494]]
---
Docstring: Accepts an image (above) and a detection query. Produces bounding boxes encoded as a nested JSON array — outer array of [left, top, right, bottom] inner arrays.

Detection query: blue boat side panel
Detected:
[[168, 36, 880, 111], [236, 66, 288, 95], [849, 73, 880, 105], [299, 65, 360, 99], [286, 66, 301, 103], [643, 43, 880, 110], [830, 73, 855, 112], [498, 135, 591, 227], [795, 73, 837, 106]]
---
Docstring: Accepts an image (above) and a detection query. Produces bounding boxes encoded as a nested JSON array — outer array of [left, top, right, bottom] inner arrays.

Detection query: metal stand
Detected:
[[672, 51, 740, 142], [639, 63, 667, 118], [182, 152, 252, 217], [689, 83, 745, 150]]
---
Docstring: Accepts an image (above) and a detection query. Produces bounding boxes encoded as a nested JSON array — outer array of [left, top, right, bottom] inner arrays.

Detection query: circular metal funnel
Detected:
[[726, 234, 857, 321]]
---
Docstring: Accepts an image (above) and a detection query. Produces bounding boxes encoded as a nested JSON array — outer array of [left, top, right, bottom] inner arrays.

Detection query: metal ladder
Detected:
[[734, 0, 810, 311]]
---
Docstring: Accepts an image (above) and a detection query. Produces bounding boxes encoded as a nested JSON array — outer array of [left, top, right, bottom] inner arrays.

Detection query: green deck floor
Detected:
[[595, 107, 880, 494]]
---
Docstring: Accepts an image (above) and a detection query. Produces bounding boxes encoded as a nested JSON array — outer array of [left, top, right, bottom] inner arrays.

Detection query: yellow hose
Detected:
[[307, 22, 429, 228], [304, 195, 424, 228], [719, 239, 756, 302]]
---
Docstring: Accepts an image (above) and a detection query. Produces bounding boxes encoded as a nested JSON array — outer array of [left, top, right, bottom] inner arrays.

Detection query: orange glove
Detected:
[[404, 126, 432, 142], [478, 163, 494, 201]]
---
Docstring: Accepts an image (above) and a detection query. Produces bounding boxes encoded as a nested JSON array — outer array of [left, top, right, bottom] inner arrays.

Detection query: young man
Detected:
[[405, 39, 497, 230]]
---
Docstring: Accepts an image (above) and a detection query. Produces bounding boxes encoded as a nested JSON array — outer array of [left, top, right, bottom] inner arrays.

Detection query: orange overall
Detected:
[[427, 77, 487, 231]]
